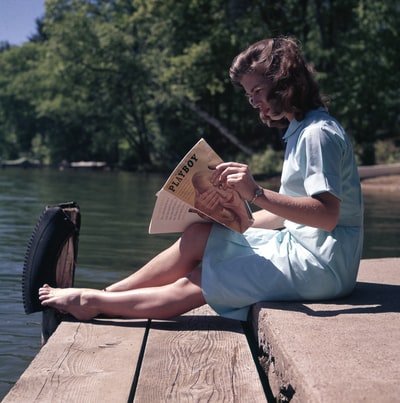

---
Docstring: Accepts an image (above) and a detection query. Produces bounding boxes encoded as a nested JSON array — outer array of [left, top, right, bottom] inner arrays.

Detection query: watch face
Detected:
[[256, 187, 263, 197]]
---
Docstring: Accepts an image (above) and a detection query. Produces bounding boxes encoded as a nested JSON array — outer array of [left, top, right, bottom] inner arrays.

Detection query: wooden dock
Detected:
[[4, 258, 400, 402], [358, 162, 400, 179], [3, 305, 269, 402]]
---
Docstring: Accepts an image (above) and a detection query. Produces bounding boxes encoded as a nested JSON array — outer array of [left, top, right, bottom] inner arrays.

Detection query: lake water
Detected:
[[1, 168, 399, 399]]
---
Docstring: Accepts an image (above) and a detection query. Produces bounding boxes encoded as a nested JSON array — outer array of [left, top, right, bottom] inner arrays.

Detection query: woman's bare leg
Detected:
[[105, 223, 212, 292], [39, 267, 205, 321]]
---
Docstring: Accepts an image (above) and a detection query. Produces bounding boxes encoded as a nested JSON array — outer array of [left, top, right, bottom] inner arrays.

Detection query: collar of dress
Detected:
[[282, 107, 326, 143]]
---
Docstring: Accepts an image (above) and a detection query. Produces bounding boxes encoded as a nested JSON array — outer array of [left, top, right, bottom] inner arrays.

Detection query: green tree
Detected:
[[131, 0, 278, 160], [37, 0, 154, 167], [0, 0, 398, 168], [329, 0, 400, 164], [0, 43, 44, 160]]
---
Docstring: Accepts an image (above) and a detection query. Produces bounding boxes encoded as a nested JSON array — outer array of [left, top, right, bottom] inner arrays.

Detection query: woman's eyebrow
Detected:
[[245, 85, 262, 97], [250, 84, 259, 93]]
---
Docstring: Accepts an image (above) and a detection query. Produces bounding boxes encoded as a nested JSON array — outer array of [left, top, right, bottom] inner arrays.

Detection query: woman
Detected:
[[39, 37, 363, 321]]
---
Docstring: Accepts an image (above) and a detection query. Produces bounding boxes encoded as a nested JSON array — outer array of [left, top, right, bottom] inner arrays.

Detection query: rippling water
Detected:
[[0, 168, 176, 398], [1, 168, 399, 398], [362, 187, 400, 258]]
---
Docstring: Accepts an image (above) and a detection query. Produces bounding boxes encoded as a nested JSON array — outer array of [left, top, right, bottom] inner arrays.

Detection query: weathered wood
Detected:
[[358, 162, 400, 179], [4, 306, 267, 402], [134, 305, 267, 402], [41, 206, 80, 344], [3, 319, 148, 403], [41, 309, 67, 345], [55, 207, 79, 289]]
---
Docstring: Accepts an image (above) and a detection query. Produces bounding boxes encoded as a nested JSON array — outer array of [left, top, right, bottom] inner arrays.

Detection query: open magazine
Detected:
[[149, 138, 254, 234]]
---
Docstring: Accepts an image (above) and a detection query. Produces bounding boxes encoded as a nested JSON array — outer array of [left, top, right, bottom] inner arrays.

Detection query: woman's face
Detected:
[[240, 73, 294, 124]]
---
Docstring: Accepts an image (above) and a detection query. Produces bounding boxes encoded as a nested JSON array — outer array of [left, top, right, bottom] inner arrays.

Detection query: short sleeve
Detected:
[[298, 121, 345, 200]]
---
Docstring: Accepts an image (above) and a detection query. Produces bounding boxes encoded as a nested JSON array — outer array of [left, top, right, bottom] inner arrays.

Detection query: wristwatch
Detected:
[[250, 186, 263, 204]]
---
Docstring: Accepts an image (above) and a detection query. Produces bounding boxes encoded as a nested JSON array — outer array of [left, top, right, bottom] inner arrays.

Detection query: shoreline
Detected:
[[359, 163, 400, 192], [361, 174, 400, 192]]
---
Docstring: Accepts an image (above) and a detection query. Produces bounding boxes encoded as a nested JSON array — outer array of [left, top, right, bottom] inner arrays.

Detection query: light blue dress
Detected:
[[201, 108, 364, 321]]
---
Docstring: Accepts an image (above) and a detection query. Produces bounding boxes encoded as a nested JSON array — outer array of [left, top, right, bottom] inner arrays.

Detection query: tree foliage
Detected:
[[0, 0, 398, 169]]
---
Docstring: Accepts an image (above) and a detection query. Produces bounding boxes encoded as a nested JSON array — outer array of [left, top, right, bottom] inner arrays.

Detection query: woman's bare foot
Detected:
[[38, 284, 100, 321]]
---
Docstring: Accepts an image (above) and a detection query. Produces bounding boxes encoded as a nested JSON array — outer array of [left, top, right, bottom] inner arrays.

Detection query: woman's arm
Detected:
[[253, 188, 340, 232], [212, 162, 340, 232]]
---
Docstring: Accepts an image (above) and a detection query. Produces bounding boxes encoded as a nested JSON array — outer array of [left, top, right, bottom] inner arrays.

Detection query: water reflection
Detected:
[[362, 188, 400, 258]]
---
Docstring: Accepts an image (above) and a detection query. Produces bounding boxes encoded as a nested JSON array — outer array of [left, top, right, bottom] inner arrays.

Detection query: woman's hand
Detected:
[[211, 162, 258, 201]]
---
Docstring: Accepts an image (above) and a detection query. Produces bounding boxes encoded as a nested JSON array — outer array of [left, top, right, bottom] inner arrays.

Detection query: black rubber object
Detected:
[[22, 202, 81, 314]]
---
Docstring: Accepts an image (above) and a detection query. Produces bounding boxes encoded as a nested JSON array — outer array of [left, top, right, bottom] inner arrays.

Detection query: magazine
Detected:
[[149, 138, 254, 234]]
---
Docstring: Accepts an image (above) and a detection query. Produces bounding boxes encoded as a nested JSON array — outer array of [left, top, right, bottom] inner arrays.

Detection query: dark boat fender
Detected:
[[22, 202, 81, 314]]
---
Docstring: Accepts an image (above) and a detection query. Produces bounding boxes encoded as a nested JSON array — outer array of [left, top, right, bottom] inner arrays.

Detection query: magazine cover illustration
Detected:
[[149, 139, 253, 234]]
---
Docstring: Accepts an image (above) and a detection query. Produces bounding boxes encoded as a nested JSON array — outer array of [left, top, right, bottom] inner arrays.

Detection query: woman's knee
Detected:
[[183, 222, 212, 238], [173, 268, 205, 305], [180, 223, 212, 258]]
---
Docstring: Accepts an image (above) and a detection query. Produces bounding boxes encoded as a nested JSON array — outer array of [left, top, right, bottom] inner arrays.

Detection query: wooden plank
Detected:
[[134, 305, 267, 402], [358, 163, 400, 179], [41, 207, 80, 343], [3, 318, 148, 403]]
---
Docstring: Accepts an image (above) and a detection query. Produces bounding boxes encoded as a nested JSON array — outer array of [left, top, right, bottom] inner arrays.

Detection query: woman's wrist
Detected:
[[250, 186, 264, 204]]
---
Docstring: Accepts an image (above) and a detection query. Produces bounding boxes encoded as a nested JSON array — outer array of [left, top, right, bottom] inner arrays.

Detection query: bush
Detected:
[[248, 147, 284, 177], [375, 140, 400, 165]]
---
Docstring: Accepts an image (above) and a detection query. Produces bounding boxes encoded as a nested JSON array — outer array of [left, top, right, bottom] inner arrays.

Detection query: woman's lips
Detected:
[[258, 105, 270, 118]]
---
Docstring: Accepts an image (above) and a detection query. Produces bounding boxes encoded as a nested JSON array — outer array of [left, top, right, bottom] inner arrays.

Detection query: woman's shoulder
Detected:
[[304, 108, 334, 126], [302, 109, 346, 139], [284, 108, 344, 143]]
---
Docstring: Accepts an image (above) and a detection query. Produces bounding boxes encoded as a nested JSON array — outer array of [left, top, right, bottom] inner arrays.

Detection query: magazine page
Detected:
[[149, 138, 254, 234], [148, 190, 205, 234]]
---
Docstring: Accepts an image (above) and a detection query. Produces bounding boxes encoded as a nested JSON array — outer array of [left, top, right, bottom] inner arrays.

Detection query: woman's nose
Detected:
[[251, 95, 262, 108]]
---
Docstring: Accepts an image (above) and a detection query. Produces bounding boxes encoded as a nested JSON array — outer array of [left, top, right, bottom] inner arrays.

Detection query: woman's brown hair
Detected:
[[230, 37, 325, 127]]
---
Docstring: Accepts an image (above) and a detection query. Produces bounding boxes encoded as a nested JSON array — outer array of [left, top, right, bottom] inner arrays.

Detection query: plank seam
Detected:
[[241, 320, 274, 401], [127, 318, 152, 403]]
